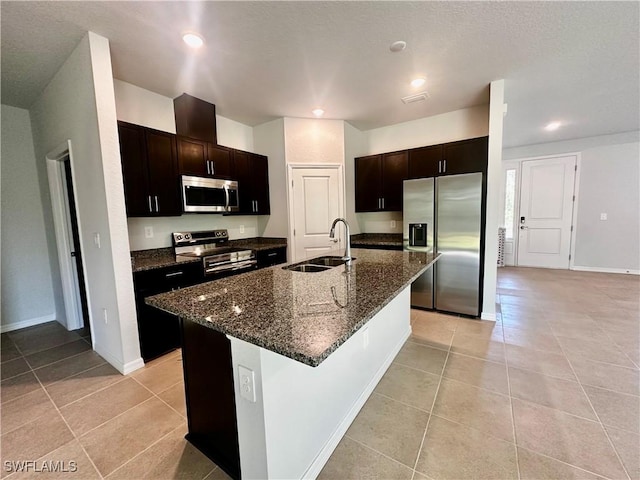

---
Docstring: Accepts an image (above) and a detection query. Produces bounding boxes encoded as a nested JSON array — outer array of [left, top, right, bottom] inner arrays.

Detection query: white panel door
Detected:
[[291, 167, 343, 262], [517, 156, 576, 268]]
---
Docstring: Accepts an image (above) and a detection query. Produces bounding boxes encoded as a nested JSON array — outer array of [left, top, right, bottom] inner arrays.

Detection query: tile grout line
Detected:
[[515, 445, 616, 480], [27, 347, 103, 376], [502, 319, 522, 480], [343, 434, 425, 475], [129, 375, 188, 420], [552, 317, 633, 480], [409, 321, 456, 480]]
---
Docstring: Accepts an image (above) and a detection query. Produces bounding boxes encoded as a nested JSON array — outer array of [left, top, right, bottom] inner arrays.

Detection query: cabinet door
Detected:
[[208, 144, 234, 179], [118, 122, 150, 216], [381, 151, 408, 211], [409, 145, 442, 179], [355, 155, 382, 212], [256, 247, 287, 268], [442, 137, 488, 175], [233, 150, 254, 214], [251, 153, 270, 215], [177, 137, 208, 176], [146, 129, 181, 216]]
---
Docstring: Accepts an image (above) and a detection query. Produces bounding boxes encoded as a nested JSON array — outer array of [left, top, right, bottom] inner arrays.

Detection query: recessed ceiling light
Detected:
[[183, 33, 204, 48], [312, 108, 325, 117], [389, 41, 407, 53], [544, 121, 561, 131], [411, 77, 426, 88]]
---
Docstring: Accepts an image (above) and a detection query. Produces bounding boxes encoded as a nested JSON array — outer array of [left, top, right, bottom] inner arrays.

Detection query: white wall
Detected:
[[113, 80, 261, 250], [128, 216, 260, 251], [30, 32, 142, 373], [504, 132, 640, 273], [355, 104, 490, 235], [283, 118, 345, 165], [343, 122, 367, 235], [254, 118, 287, 238], [113, 80, 176, 133], [482, 80, 506, 320], [113, 79, 254, 151], [1, 105, 57, 331], [365, 105, 489, 154]]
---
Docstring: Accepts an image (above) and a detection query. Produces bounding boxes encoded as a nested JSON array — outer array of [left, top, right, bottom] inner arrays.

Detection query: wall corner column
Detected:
[[482, 79, 506, 320]]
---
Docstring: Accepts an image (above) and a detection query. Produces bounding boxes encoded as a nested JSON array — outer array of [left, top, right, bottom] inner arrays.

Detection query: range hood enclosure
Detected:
[[174, 93, 217, 144]]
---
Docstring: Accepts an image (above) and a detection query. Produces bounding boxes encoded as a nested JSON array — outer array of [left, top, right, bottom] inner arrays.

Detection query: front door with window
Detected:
[[517, 155, 576, 269]]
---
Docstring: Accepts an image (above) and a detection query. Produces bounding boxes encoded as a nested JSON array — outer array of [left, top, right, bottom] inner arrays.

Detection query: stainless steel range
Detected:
[[173, 230, 256, 277]]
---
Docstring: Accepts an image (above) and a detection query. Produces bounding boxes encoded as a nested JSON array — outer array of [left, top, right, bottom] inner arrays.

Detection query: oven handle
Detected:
[[205, 259, 257, 275], [224, 185, 230, 212]]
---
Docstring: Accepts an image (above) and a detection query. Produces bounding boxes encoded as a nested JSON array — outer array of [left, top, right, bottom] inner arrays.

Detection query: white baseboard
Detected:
[[93, 342, 144, 375], [1, 313, 57, 333], [303, 326, 411, 479], [481, 312, 497, 321], [571, 266, 640, 275]]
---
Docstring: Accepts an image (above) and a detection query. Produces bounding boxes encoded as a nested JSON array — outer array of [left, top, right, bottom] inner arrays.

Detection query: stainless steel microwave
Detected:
[[181, 176, 239, 213]]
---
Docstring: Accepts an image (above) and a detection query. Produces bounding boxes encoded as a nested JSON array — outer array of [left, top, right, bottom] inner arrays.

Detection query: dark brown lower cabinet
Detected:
[[133, 262, 203, 361], [256, 247, 287, 268], [181, 320, 240, 480]]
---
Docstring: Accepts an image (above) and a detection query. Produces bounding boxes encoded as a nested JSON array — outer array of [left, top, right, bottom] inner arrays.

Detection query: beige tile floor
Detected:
[[1, 267, 638, 479]]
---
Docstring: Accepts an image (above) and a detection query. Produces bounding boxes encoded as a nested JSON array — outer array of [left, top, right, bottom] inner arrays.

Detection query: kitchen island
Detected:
[[147, 248, 438, 479]]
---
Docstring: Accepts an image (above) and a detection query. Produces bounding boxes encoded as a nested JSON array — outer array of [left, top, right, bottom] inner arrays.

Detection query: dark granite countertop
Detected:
[[351, 233, 403, 248], [131, 238, 287, 273], [146, 248, 439, 367]]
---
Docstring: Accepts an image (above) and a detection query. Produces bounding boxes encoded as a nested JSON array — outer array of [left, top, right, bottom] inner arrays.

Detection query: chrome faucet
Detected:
[[329, 218, 352, 267]]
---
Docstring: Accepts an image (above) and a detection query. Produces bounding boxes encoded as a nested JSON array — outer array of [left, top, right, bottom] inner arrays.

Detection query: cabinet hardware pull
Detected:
[[148, 195, 152, 212], [154, 196, 159, 212], [382, 197, 385, 209], [255, 200, 259, 212], [443, 159, 447, 172], [210, 161, 214, 175], [438, 160, 441, 173], [165, 271, 183, 277], [206, 161, 210, 175], [267, 252, 277, 257]]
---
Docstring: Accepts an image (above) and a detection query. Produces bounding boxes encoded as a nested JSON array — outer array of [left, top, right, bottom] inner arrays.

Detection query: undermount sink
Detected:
[[284, 264, 332, 273], [283, 256, 356, 273], [305, 256, 355, 267]]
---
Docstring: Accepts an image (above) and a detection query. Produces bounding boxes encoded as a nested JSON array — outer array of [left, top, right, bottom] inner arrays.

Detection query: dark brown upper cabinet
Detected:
[[409, 144, 442, 179], [233, 150, 270, 215], [174, 93, 217, 144], [118, 121, 181, 217], [355, 151, 408, 212], [442, 137, 489, 175], [177, 137, 234, 179]]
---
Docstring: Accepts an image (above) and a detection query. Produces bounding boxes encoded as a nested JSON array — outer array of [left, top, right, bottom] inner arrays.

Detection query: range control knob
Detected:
[[184, 234, 191, 240], [176, 234, 183, 241]]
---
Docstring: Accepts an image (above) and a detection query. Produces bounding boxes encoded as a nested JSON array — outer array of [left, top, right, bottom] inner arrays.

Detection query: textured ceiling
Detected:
[[1, 1, 638, 148]]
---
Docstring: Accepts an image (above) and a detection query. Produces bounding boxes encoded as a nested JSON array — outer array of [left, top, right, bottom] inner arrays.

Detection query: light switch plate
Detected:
[[144, 226, 154, 238], [600, 213, 608, 220], [390, 220, 397, 229], [238, 365, 256, 403], [240, 225, 245, 234]]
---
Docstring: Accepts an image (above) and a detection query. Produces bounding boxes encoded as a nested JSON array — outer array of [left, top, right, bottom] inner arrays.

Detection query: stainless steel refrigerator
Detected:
[[403, 173, 483, 316]]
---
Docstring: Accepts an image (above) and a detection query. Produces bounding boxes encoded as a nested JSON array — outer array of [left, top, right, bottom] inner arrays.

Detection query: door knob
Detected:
[[520, 225, 528, 230]]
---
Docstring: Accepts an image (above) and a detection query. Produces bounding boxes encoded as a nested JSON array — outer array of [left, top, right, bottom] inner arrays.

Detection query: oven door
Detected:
[[182, 176, 236, 213]]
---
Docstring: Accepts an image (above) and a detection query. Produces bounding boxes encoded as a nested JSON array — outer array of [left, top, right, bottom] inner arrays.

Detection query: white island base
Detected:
[[228, 287, 411, 479]]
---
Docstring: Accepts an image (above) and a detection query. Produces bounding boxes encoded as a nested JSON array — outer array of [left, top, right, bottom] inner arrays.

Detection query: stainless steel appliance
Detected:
[[403, 173, 483, 316], [181, 176, 239, 213], [173, 229, 256, 277]]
